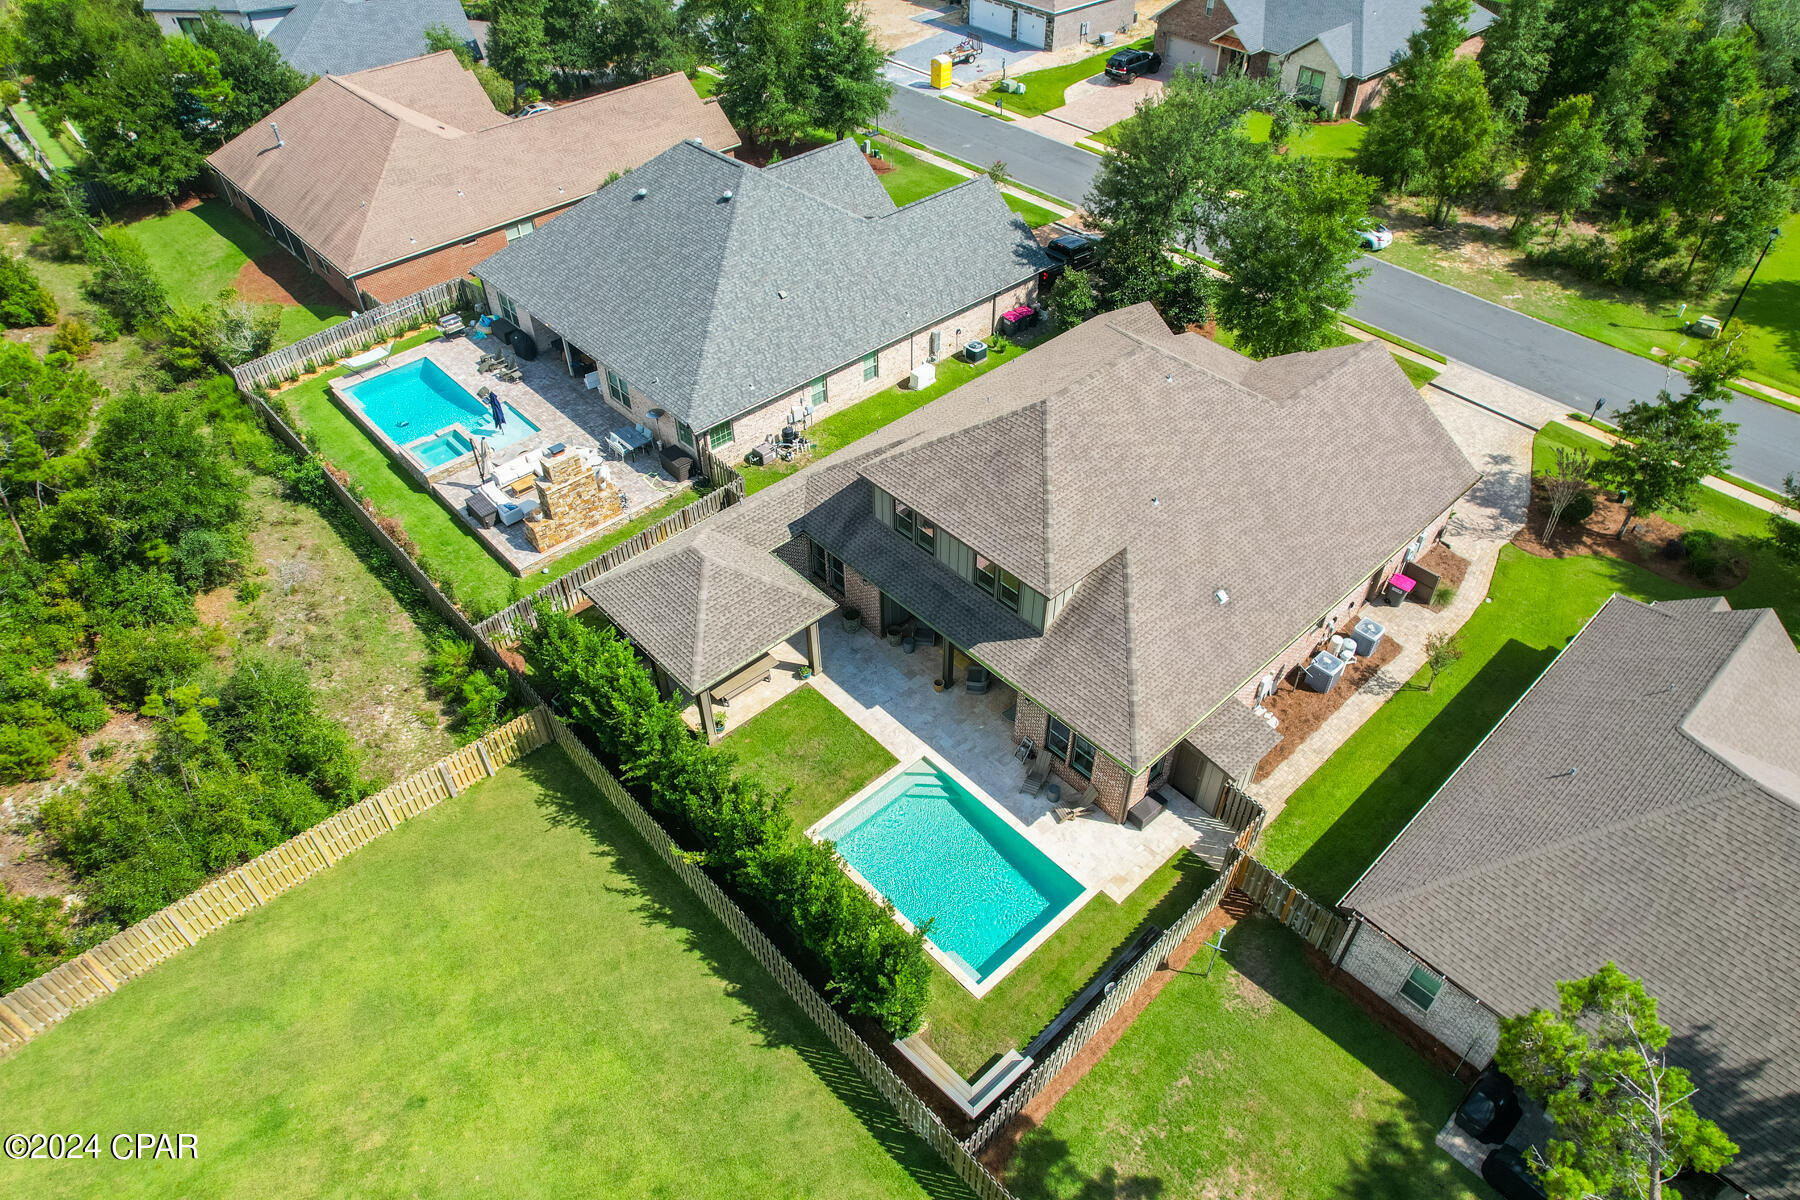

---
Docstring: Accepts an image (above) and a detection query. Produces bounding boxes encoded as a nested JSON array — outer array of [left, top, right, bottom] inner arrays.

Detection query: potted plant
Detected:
[[841, 606, 861, 632], [797, 666, 814, 681]]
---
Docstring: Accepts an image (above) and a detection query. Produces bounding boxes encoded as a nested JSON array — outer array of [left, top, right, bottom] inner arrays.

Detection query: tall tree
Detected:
[[1536, 0, 1682, 164], [809, 0, 889, 140], [1211, 157, 1375, 358], [487, 0, 552, 96], [594, 0, 691, 84], [1513, 93, 1609, 234], [192, 11, 310, 140], [1085, 68, 1279, 253], [1661, 30, 1773, 283], [1357, 0, 1478, 191], [1497, 964, 1738, 1200], [544, 0, 604, 73], [1596, 334, 1741, 535], [1696, 175, 1792, 292], [717, 0, 888, 146], [1415, 58, 1496, 225], [1480, 0, 1559, 128]]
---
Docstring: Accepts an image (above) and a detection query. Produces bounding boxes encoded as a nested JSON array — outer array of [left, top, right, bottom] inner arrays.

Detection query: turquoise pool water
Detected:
[[347, 359, 537, 450], [414, 429, 473, 469], [821, 760, 1085, 984]]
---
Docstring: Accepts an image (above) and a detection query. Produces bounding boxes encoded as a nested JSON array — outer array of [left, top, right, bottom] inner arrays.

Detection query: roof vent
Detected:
[[634, 187, 647, 200], [270, 121, 283, 148], [777, 290, 788, 300], [1215, 589, 1229, 606], [720, 189, 733, 201]]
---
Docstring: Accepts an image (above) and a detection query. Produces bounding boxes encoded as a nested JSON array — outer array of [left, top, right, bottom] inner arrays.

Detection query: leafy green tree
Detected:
[[1595, 334, 1741, 536], [808, 0, 888, 139], [1662, 30, 1772, 283], [1694, 175, 1791, 295], [1480, 0, 1558, 128], [0, 342, 101, 544], [1358, 0, 1478, 191], [1770, 474, 1800, 564], [1047, 268, 1098, 329], [1086, 69, 1278, 253], [1212, 158, 1376, 357], [1093, 241, 1213, 331], [717, 0, 888, 145], [1513, 93, 1609, 234], [1418, 59, 1496, 225], [487, 0, 552, 97], [545, 0, 604, 73], [0, 254, 58, 327], [424, 21, 477, 66], [1497, 963, 1738, 1200], [16, 0, 157, 99], [595, 0, 692, 85], [55, 33, 227, 202], [192, 11, 309, 139], [1536, 0, 1681, 164], [83, 226, 167, 330]]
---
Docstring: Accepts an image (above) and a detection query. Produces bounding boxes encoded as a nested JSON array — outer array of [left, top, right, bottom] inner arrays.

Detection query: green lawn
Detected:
[[1243, 111, 1368, 159], [12, 101, 76, 170], [873, 143, 1060, 226], [0, 748, 964, 1199], [1009, 914, 1493, 1200], [738, 336, 1035, 494], [691, 71, 719, 99], [129, 199, 346, 345], [1396, 356, 1442, 389], [727, 684, 897, 830], [1261, 421, 1800, 903], [979, 38, 1152, 119], [923, 852, 1217, 1078], [1382, 207, 1800, 399]]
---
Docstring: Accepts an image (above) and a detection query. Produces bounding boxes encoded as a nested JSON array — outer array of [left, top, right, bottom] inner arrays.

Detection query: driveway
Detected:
[[886, 20, 1046, 86], [1044, 71, 1162, 132]]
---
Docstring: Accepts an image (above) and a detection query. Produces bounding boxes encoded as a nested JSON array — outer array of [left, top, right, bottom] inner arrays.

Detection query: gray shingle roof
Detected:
[[1185, 699, 1281, 783], [581, 525, 836, 693], [1345, 595, 1800, 1199], [1218, 0, 1495, 78], [763, 140, 898, 218], [265, 0, 474, 77], [593, 306, 1476, 775], [471, 139, 1047, 433]]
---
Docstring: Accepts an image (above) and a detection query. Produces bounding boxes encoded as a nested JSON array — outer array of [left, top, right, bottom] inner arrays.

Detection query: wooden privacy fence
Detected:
[[1218, 782, 1267, 848], [962, 852, 1246, 1152], [1235, 856, 1352, 959], [543, 714, 1020, 1200], [231, 278, 467, 391], [0, 711, 550, 1056]]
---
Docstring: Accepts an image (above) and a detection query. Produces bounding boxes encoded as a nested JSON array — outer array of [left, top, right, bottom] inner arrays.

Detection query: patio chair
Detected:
[[1020, 751, 1053, 797], [1013, 737, 1033, 763], [1053, 803, 1093, 824], [437, 312, 465, 335], [965, 665, 990, 694]]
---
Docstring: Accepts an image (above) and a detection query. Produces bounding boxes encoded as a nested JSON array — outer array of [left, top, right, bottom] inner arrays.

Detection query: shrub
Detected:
[[0, 253, 58, 327], [49, 316, 95, 358], [84, 227, 167, 331], [0, 887, 78, 992], [90, 625, 206, 705], [457, 669, 510, 741], [427, 636, 476, 697], [1680, 529, 1723, 582], [522, 609, 932, 1036], [1559, 490, 1595, 525]]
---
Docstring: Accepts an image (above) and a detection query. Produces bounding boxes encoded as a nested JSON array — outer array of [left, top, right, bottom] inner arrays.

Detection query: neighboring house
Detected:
[[148, 0, 481, 77], [206, 53, 738, 307], [1152, 0, 1494, 117], [581, 304, 1478, 833], [471, 138, 1046, 459], [967, 0, 1139, 52], [1340, 595, 1800, 1200]]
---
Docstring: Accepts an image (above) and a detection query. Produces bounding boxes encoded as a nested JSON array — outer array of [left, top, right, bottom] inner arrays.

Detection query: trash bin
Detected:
[[1351, 617, 1385, 656], [1383, 573, 1417, 607], [964, 339, 988, 364]]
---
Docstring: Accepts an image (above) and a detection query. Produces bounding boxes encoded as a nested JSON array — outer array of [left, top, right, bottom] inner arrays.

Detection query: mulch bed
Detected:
[[1251, 624, 1402, 784], [865, 153, 895, 175], [1414, 542, 1468, 596], [232, 252, 340, 308], [1513, 479, 1746, 590]]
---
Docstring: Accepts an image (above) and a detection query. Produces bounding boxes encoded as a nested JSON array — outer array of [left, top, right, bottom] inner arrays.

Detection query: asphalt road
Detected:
[[885, 84, 1800, 490]]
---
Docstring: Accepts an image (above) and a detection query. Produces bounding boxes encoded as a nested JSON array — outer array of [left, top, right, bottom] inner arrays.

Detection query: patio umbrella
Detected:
[[487, 392, 507, 432]]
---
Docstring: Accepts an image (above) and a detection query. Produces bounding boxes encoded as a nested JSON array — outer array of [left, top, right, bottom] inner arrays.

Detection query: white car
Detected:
[[1358, 223, 1394, 251]]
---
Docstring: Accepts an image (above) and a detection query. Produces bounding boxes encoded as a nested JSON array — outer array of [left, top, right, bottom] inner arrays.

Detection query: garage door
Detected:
[[1014, 9, 1047, 47], [1164, 35, 1216, 74], [970, 0, 1013, 39]]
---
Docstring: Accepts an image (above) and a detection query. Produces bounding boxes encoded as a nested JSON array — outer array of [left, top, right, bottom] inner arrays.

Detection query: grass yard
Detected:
[[1261, 421, 1800, 903], [923, 851, 1217, 1078], [690, 71, 720, 99], [1381, 205, 1800, 400], [1008, 913, 1494, 1200], [873, 144, 1061, 226], [727, 684, 897, 830], [1243, 111, 1368, 160], [0, 747, 967, 1200], [979, 38, 1153, 119], [1396, 356, 1442, 389], [129, 199, 346, 346], [738, 336, 1034, 493], [12, 101, 77, 170]]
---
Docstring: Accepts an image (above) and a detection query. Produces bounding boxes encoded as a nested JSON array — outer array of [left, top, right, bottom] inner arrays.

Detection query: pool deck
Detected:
[[332, 334, 691, 574]]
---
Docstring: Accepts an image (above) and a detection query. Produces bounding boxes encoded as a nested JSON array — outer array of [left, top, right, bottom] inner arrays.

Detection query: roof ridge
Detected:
[[682, 152, 769, 426], [339, 49, 462, 81]]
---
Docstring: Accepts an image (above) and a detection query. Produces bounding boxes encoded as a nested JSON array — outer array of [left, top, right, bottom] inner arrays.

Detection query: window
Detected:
[[891, 503, 940, 556], [177, 16, 202, 38], [708, 422, 733, 449], [809, 377, 827, 407], [604, 368, 630, 408], [915, 514, 936, 554], [809, 544, 845, 593], [862, 351, 878, 382], [504, 218, 536, 241], [1295, 66, 1327, 105], [496, 291, 518, 324], [1399, 964, 1443, 1011], [893, 503, 916, 542], [1045, 716, 1097, 778], [974, 553, 1022, 613], [676, 421, 696, 449]]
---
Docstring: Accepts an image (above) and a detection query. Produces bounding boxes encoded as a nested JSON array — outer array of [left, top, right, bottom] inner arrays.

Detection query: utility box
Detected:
[[1304, 651, 1346, 693], [907, 361, 937, 390], [931, 54, 954, 89], [1351, 618, 1385, 656]]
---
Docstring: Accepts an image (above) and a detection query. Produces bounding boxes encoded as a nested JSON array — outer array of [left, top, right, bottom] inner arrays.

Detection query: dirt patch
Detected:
[[1513, 478, 1746, 590], [1251, 626, 1402, 783], [233, 252, 339, 308], [1414, 542, 1468, 592], [865, 153, 896, 176]]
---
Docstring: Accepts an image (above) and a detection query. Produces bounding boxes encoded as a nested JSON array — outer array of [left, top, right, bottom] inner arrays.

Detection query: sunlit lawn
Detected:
[[874, 143, 1061, 225], [727, 685, 896, 830], [979, 38, 1153, 119]]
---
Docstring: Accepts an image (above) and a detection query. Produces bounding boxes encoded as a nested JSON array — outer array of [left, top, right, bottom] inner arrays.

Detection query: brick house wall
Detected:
[[1154, 0, 1237, 63], [1344, 75, 1386, 116], [1010, 695, 1144, 822], [1338, 919, 1500, 1067]]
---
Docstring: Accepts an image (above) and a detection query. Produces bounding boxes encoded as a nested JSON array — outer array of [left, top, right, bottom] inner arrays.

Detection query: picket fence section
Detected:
[[0, 711, 550, 1056], [231, 278, 466, 391], [543, 713, 1019, 1200], [1235, 857, 1352, 958]]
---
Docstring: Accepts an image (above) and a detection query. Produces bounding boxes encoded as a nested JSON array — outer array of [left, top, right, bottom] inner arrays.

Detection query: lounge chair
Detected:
[[965, 664, 990, 694], [1020, 751, 1053, 797], [339, 344, 390, 374], [476, 481, 540, 526], [1053, 803, 1092, 824]]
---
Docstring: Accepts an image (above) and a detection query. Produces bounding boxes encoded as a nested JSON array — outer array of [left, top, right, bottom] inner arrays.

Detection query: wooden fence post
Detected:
[[374, 792, 401, 830], [76, 954, 118, 993]]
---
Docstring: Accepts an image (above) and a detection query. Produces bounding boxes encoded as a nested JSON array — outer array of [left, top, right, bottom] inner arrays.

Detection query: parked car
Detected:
[[515, 102, 554, 118], [1104, 48, 1161, 82], [1482, 1146, 1548, 1200], [1454, 1068, 1524, 1144], [1038, 233, 1101, 285], [1358, 222, 1393, 251]]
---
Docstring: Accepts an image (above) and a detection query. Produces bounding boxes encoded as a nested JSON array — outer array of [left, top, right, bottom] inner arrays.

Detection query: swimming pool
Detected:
[[820, 760, 1087, 993], [346, 358, 537, 450], [412, 429, 473, 470]]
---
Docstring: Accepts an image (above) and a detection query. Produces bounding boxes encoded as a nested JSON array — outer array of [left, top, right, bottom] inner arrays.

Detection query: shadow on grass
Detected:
[[1736, 276, 1800, 388], [515, 747, 979, 1200], [1008, 1127, 1164, 1200], [1283, 639, 1558, 902], [1338, 1115, 1499, 1200]]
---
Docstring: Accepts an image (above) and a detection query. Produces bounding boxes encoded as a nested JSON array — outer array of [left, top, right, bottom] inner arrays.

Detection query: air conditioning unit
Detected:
[[1304, 651, 1346, 693], [1351, 617, 1385, 656], [1099, 30, 1115, 46]]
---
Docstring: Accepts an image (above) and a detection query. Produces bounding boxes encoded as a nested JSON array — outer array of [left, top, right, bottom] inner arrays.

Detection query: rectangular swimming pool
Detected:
[[346, 358, 537, 450], [820, 760, 1087, 994]]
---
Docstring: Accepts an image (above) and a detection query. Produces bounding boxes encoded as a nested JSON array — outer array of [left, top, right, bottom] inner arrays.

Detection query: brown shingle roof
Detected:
[[207, 55, 739, 279]]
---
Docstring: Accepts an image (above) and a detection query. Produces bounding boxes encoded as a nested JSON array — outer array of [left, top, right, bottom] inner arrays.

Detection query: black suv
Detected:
[[1104, 47, 1161, 82], [1038, 234, 1101, 285]]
